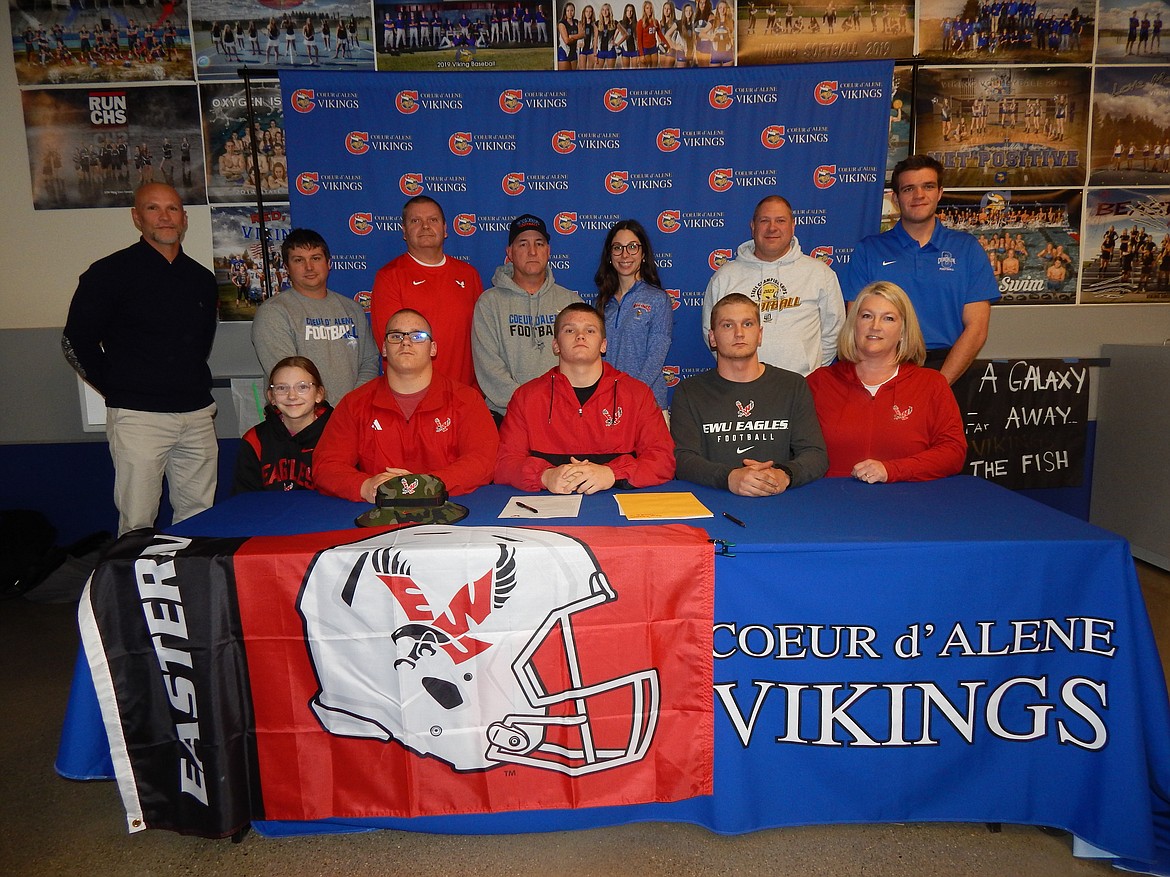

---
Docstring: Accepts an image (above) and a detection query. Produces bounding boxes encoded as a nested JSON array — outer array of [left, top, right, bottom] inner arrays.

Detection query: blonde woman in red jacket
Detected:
[[806, 281, 967, 483]]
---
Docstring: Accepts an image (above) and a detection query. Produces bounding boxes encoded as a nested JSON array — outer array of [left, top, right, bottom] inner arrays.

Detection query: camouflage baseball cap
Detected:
[[354, 474, 470, 528]]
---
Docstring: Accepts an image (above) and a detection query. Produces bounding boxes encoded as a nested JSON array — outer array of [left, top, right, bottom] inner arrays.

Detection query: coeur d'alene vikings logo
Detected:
[[658, 210, 681, 233], [657, 128, 680, 152], [454, 213, 477, 236], [345, 131, 369, 155], [709, 168, 733, 192], [761, 125, 785, 149], [606, 171, 630, 194], [552, 130, 576, 154], [810, 245, 834, 266], [502, 173, 525, 195], [449, 132, 473, 156], [296, 172, 320, 196], [400, 174, 424, 196], [396, 90, 419, 114], [499, 89, 523, 113], [291, 89, 315, 113], [298, 526, 660, 775]]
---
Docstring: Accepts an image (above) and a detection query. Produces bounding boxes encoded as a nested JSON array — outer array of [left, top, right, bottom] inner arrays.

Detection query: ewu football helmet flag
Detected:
[[298, 526, 659, 774], [82, 524, 714, 834]]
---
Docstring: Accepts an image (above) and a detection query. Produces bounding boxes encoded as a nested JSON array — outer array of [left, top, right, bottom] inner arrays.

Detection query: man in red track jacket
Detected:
[[314, 308, 498, 501], [495, 303, 675, 493]]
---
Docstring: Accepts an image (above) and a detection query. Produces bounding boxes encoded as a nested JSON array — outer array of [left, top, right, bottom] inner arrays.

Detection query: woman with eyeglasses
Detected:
[[233, 356, 333, 493], [593, 219, 673, 411]]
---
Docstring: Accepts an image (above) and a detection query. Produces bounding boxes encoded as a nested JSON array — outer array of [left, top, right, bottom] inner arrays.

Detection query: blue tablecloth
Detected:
[[57, 477, 1170, 874]]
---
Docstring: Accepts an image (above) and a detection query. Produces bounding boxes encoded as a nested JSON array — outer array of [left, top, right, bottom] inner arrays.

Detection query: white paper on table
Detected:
[[498, 495, 584, 519]]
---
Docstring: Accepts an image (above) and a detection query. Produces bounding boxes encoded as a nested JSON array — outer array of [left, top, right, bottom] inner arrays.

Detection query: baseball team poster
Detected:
[[376, 1, 553, 71]]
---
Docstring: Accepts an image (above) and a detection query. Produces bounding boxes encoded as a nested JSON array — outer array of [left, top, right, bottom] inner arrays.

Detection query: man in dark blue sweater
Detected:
[[62, 183, 219, 535]]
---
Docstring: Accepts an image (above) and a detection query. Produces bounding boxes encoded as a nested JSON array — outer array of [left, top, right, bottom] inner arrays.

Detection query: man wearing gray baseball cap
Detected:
[[472, 213, 582, 423]]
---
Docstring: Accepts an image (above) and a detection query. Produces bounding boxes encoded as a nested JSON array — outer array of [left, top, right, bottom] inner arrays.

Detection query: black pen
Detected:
[[517, 502, 540, 514], [723, 512, 746, 528]]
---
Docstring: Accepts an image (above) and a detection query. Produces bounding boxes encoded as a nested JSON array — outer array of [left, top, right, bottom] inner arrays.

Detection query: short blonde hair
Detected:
[[838, 281, 926, 365], [710, 292, 758, 329]]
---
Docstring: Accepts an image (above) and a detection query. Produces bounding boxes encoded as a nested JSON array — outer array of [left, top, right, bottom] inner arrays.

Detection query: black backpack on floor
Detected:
[[0, 510, 113, 603]]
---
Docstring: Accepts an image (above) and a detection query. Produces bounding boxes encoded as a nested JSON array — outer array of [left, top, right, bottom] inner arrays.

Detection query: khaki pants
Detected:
[[106, 404, 218, 536]]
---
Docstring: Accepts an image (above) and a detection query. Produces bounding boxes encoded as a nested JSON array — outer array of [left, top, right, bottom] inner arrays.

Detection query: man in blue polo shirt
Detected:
[[842, 154, 999, 385]]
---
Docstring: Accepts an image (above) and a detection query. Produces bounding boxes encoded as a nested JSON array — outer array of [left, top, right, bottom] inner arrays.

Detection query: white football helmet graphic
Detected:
[[298, 525, 660, 774]]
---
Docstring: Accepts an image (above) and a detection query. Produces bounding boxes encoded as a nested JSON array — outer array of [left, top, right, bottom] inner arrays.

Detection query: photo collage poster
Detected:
[[906, 0, 1170, 306]]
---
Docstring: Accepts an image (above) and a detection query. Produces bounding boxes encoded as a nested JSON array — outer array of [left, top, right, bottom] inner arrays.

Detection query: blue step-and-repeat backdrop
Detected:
[[281, 62, 893, 387]]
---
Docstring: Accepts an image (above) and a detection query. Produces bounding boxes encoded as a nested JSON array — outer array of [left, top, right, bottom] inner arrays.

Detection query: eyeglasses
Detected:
[[385, 330, 432, 344], [611, 241, 642, 256], [270, 381, 316, 395]]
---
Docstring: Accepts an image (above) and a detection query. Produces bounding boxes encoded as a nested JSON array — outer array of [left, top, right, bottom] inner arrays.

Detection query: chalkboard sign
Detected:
[[953, 359, 1090, 490]]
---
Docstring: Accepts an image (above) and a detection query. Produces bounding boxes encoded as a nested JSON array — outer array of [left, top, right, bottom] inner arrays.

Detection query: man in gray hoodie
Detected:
[[701, 195, 844, 376], [471, 214, 582, 421]]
